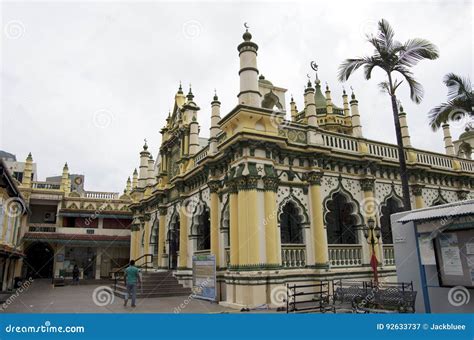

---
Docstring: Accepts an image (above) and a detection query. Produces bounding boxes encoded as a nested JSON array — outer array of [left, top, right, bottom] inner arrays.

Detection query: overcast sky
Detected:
[[1, 0, 472, 192]]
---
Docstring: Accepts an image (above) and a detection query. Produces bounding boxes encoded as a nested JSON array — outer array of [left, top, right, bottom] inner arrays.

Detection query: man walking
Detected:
[[124, 260, 141, 307]]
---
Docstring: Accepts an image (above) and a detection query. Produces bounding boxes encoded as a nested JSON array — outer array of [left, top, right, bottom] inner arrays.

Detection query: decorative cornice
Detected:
[[158, 207, 168, 216], [208, 180, 221, 194], [306, 170, 324, 186], [262, 177, 279, 192], [411, 184, 424, 196], [456, 189, 470, 200], [360, 177, 375, 192]]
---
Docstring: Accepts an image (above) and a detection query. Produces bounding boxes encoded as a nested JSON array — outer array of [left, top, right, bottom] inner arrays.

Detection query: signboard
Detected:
[[418, 235, 436, 265], [192, 254, 216, 301]]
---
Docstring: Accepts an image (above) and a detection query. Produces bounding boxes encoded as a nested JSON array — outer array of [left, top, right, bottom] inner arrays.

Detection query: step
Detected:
[[114, 285, 190, 293], [114, 290, 192, 299]]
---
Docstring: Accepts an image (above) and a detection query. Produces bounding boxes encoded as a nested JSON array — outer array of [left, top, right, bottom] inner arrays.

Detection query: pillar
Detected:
[[307, 171, 329, 268], [263, 176, 280, 266], [209, 93, 221, 155], [95, 249, 102, 279], [325, 84, 333, 114], [350, 91, 363, 138], [209, 181, 220, 266], [178, 203, 189, 269], [237, 28, 261, 107], [442, 123, 455, 155], [412, 184, 424, 209], [304, 81, 317, 127], [229, 182, 239, 266], [143, 214, 151, 255], [132, 169, 138, 189], [342, 89, 350, 116], [398, 105, 412, 148], [60, 163, 69, 194], [157, 208, 167, 268], [290, 96, 298, 122], [21, 153, 33, 188], [139, 143, 150, 188]]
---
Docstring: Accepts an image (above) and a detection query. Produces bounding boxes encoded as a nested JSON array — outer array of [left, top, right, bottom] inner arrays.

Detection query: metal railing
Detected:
[[113, 253, 153, 291]]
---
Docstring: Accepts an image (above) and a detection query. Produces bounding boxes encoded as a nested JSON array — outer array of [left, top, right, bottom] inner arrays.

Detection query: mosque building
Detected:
[[126, 27, 474, 308]]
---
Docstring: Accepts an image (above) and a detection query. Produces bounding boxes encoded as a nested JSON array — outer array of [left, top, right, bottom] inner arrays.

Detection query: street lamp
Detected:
[[362, 217, 381, 284]]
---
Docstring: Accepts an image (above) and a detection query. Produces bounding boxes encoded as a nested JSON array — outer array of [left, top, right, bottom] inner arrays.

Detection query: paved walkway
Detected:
[[0, 279, 239, 314]]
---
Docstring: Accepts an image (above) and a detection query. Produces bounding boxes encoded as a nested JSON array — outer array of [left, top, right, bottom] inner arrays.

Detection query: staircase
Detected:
[[113, 271, 192, 299]]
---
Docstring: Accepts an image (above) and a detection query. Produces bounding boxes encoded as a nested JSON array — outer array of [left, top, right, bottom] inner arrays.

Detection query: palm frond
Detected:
[[378, 81, 391, 94], [338, 57, 371, 82], [444, 73, 472, 101], [376, 19, 395, 51], [398, 38, 439, 67], [394, 66, 424, 103]]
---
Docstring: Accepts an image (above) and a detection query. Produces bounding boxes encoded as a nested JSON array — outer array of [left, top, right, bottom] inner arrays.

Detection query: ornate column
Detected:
[[157, 207, 167, 268], [411, 184, 424, 209], [237, 174, 260, 267], [178, 202, 189, 269], [143, 213, 151, 255], [209, 180, 220, 266], [263, 175, 280, 267], [228, 181, 239, 266], [307, 170, 328, 268], [360, 177, 381, 262]]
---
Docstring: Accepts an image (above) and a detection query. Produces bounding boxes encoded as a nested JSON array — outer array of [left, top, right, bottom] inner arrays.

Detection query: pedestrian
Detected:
[[124, 260, 141, 307], [72, 265, 80, 285]]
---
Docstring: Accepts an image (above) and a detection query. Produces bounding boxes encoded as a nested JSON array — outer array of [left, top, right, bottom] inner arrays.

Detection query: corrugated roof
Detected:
[[398, 199, 474, 223]]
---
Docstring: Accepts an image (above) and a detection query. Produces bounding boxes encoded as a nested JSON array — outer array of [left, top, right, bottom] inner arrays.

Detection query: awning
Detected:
[[0, 244, 26, 258], [398, 199, 474, 223]]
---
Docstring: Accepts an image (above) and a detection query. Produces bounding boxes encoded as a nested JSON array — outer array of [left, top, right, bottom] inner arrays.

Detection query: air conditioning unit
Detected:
[[44, 212, 56, 222]]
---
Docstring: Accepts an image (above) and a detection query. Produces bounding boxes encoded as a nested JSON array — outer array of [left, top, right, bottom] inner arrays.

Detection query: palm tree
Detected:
[[428, 73, 473, 130], [338, 19, 439, 211]]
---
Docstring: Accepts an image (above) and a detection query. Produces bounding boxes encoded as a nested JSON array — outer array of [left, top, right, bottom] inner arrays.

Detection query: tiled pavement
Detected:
[[0, 279, 240, 314]]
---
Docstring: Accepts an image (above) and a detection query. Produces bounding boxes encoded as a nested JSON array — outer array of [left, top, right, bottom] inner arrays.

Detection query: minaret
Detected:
[[325, 83, 333, 114], [342, 88, 350, 116], [126, 177, 131, 194], [442, 123, 455, 155], [132, 169, 138, 189], [304, 79, 317, 127], [209, 91, 221, 155], [398, 104, 412, 148], [350, 90, 363, 138], [138, 141, 150, 188], [147, 155, 155, 186], [185, 87, 201, 156], [60, 162, 70, 194], [237, 26, 261, 107], [290, 95, 298, 122], [21, 152, 33, 188]]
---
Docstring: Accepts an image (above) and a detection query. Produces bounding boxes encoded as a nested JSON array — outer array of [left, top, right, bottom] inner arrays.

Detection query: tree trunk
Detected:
[[390, 94, 412, 211]]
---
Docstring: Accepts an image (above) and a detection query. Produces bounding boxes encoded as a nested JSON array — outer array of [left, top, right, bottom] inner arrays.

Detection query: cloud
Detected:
[[1, 0, 471, 191]]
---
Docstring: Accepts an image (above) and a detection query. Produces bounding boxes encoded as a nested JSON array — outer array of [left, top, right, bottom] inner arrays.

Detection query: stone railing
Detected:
[[459, 159, 474, 172], [383, 245, 395, 266], [281, 244, 306, 268], [415, 150, 453, 169], [194, 146, 209, 163], [322, 133, 359, 152], [366, 142, 399, 160], [328, 244, 362, 267], [31, 181, 61, 190], [84, 191, 119, 200]]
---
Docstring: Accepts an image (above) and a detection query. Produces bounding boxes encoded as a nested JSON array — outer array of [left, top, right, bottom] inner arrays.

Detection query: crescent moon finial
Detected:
[[310, 61, 318, 72], [244, 22, 249, 30]]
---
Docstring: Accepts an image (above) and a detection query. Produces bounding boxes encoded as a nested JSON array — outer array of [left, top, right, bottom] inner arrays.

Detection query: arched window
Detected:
[[325, 192, 360, 244], [280, 201, 303, 244], [167, 214, 180, 269], [380, 197, 403, 244], [197, 208, 211, 250], [150, 220, 159, 256]]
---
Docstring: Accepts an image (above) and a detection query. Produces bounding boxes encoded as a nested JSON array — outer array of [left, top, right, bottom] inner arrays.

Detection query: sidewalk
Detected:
[[0, 279, 236, 314]]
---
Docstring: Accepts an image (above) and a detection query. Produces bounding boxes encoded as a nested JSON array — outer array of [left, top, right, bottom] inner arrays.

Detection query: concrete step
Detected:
[[114, 285, 191, 293], [114, 290, 191, 299]]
